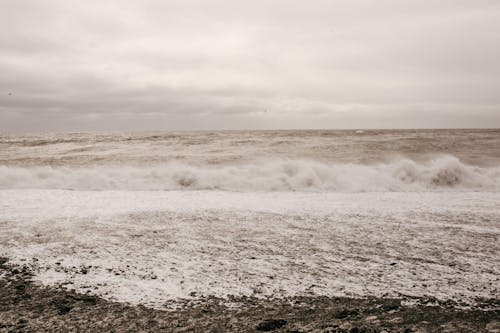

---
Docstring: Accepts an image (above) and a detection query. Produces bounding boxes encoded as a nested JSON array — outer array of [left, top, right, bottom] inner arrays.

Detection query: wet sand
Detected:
[[1, 258, 498, 333]]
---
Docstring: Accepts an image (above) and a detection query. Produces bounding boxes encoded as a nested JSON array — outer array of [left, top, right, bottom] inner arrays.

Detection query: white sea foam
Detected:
[[0, 155, 499, 191]]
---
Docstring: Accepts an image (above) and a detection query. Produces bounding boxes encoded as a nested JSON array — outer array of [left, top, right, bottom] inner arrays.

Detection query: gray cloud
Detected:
[[1, 0, 499, 132]]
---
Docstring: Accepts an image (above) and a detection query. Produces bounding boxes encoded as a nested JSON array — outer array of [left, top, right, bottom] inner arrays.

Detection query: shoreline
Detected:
[[1, 257, 498, 333]]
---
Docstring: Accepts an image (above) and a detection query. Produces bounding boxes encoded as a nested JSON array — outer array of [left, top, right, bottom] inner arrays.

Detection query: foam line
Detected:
[[1, 155, 499, 192]]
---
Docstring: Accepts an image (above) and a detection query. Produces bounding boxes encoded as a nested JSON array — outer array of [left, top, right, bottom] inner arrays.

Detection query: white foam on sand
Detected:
[[0, 190, 499, 308]]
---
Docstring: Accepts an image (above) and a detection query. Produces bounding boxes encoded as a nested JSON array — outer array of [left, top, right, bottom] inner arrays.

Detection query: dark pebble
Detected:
[[256, 319, 287, 331], [80, 295, 98, 305], [58, 305, 72, 315], [335, 309, 359, 319], [14, 283, 26, 292], [382, 304, 399, 311]]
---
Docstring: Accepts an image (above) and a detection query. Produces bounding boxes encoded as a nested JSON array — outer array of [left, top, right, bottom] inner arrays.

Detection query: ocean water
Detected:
[[0, 129, 499, 307], [1, 129, 500, 191]]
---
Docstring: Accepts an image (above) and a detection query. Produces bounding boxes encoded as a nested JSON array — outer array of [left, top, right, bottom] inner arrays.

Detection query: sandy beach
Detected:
[[1, 257, 499, 332]]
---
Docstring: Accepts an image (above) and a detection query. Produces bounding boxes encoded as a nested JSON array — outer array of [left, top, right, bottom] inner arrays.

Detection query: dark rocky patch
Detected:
[[0, 257, 498, 332]]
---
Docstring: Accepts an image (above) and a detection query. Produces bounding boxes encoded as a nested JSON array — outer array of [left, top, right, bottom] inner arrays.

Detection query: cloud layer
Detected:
[[1, 0, 499, 131]]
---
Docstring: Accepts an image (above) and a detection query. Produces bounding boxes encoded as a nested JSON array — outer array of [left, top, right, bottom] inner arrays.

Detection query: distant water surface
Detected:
[[1, 129, 500, 167]]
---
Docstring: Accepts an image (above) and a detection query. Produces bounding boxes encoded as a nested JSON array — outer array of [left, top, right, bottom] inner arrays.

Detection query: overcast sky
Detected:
[[1, 0, 499, 132]]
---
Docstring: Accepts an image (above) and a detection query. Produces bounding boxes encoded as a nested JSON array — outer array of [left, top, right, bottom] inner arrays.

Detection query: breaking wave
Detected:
[[1, 156, 499, 192]]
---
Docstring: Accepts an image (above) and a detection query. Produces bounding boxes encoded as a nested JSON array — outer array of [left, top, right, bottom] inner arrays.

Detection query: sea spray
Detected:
[[1, 155, 498, 191]]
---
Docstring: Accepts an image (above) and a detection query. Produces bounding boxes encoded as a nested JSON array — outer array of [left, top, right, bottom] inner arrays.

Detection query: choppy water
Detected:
[[1, 129, 500, 191]]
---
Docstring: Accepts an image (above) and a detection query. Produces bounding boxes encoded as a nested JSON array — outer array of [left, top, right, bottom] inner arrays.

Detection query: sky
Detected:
[[1, 0, 500, 132]]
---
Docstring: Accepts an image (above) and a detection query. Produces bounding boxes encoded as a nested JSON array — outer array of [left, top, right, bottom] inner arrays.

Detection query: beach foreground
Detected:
[[1, 190, 499, 307], [1, 190, 499, 332], [1, 257, 499, 333]]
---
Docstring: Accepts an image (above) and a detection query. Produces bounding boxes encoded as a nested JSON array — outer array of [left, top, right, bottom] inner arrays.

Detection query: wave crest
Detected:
[[0, 156, 499, 192]]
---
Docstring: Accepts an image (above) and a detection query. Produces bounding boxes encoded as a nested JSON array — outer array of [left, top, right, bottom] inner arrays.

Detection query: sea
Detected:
[[0, 129, 499, 308]]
